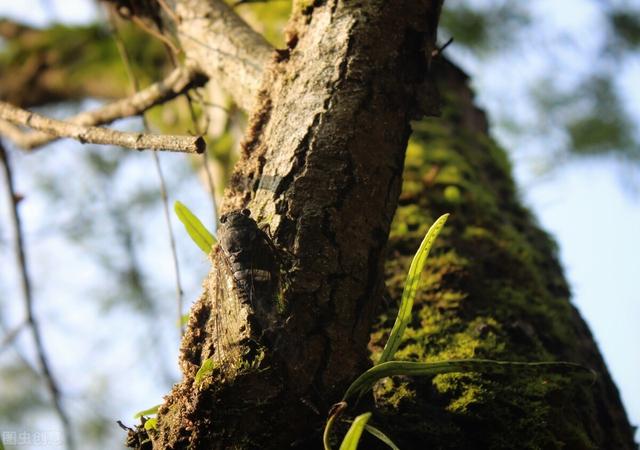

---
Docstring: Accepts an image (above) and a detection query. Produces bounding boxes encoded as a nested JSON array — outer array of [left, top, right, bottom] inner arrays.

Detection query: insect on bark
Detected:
[[208, 208, 281, 366], [217, 208, 276, 304]]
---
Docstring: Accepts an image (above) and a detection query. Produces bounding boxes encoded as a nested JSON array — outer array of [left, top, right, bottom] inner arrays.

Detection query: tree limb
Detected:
[[174, 0, 273, 111], [0, 142, 75, 450], [0, 65, 205, 150], [0, 101, 205, 153]]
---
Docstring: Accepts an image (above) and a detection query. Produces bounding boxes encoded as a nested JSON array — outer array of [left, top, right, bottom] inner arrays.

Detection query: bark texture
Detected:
[[152, 1, 443, 448], [3, 5, 634, 450], [175, 0, 273, 112], [367, 59, 637, 449]]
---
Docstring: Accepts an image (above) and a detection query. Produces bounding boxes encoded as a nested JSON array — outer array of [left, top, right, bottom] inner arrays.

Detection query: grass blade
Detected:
[[378, 213, 449, 364], [174, 201, 216, 254], [343, 359, 595, 401], [363, 424, 400, 450], [133, 404, 161, 419], [339, 412, 372, 450]]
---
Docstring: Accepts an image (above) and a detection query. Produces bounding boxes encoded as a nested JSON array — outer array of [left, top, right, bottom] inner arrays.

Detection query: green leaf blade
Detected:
[[174, 201, 216, 255], [343, 359, 595, 401], [133, 404, 161, 419], [363, 424, 400, 450], [378, 213, 449, 364], [194, 357, 215, 385], [339, 412, 372, 450], [144, 418, 158, 431]]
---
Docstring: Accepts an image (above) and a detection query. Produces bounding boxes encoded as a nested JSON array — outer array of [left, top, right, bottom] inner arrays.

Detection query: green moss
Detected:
[[370, 93, 607, 448]]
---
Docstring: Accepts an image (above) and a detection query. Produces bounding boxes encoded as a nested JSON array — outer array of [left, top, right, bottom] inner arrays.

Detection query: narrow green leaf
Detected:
[[339, 412, 371, 450], [343, 359, 595, 401], [133, 404, 161, 419], [194, 357, 216, 385], [174, 201, 216, 254], [0, 438, 5, 450], [378, 213, 449, 364], [363, 424, 400, 450], [144, 418, 158, 431]]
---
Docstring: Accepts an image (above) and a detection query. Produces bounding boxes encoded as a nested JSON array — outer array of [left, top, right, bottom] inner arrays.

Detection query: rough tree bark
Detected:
[[151, 1, 635, 449], [152, 1, 444, 448], [1, 1, 635, 449]]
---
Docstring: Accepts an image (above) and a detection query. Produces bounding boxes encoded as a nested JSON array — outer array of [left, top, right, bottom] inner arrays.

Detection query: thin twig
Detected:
[[157, 0, 180, 24], [0, 320, 26, 353], [0, 142, 75, 450], [432, 37, 454, 58], [185, 92, 219, 225], [131, 15, 181, 54], [0, 101, 205, 153], [109, 12, 185, 333], [0, 66, 203, 150]]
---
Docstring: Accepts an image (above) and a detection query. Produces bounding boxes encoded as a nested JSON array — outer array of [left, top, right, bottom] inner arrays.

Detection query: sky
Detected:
[[0, 0, 638, 447]]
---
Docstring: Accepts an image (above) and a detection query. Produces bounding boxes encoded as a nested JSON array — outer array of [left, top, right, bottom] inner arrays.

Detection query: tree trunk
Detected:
[[151, 1, 443, 448], [2, 2, 634, 449], [369, 58, 636, 450], [145, 1, 635, 448]]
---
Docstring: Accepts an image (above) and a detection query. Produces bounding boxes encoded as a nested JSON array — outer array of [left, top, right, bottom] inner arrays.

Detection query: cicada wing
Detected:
[[207, 246, 252, 373]]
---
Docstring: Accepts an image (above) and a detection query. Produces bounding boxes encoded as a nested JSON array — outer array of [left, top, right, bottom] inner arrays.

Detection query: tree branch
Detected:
[[0, 320, 26, 354], [174, 0, 273, 111], [0, 65, 205, 150], [0, 101, 205, 153], [0, 142, 75, 450]]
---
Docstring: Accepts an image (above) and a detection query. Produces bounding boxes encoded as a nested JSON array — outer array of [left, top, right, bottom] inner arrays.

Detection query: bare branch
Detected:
[[0, 320, 26, 353], [0, 142, 75, 450], [0, 101, 205, 153], [175, 0, 273, 111], [0, 66, 204, 150], [107, 14, 186, 335]]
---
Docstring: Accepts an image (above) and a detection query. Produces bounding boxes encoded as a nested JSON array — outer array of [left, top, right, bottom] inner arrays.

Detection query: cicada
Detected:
[[207, 209, 281, 368]]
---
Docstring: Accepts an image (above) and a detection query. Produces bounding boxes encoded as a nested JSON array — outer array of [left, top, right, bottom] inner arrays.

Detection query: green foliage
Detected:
[[533, 76, 636, 159], [133, 404, 160, 419], [325, 210, 594, 449], [439, 3, 529, 53], [174, 201, 217, 254], [378, 213, 449, 364], [143, 418, 158, 431], [343, 360, 594, 403], [338, 413, 371, 450], [362, 424, 400, 450], [194, 357, 216, 385], [608, 9, 640, 49]]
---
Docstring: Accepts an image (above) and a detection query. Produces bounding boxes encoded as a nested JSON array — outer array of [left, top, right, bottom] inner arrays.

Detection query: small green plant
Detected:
[[132, 403, 161, 431], [194, 357, 216, 385], [143, 418, 158, 431], [133, 404, 160, 419], [324, 213, 595, 450], [338, 413, 371, 450], [174, 201, 216, 254]]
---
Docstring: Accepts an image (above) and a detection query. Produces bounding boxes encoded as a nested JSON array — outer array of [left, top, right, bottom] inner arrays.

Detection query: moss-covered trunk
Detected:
[[2, 5, 634, 450], [368, 59, 636, 449]]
